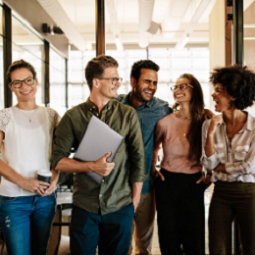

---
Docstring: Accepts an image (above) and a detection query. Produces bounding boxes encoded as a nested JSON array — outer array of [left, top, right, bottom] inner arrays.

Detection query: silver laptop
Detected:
[[74, 115, 123, 184]]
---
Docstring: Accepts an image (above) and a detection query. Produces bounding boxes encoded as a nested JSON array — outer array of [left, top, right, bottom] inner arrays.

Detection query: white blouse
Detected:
[[0, 106, 60, 196]]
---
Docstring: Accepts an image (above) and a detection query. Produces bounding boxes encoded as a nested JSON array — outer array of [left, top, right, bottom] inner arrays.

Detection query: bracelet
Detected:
[[205, 144, 215, 149], [206, 172, 213, 176]]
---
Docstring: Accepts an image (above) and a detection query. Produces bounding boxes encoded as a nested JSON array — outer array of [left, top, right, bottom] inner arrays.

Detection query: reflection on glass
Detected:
[[0, 5, 2, 36], [0, 36, 3, 110], [50, 47, 66, 116], [12, 16, 44, 106]]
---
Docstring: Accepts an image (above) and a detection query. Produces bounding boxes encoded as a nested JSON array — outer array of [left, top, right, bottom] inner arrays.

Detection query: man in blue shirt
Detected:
[[117, 60, 171, 255]]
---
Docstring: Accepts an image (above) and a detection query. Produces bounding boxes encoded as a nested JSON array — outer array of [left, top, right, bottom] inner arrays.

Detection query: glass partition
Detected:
[[50, 47, 66, 116], [12, 16, 44, 106], [0, 6, 3, 110]]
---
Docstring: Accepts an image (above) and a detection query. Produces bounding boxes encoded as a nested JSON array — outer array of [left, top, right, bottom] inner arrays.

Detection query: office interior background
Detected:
[[0, 0, 254, 254]]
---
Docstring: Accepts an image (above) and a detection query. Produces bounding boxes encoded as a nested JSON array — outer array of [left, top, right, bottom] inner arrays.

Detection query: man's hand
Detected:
[[204, 109, 215, 120], [90, 152, 115, 177], [17, 177, 50, 194], [132, 194, 141, 212], [132, 182, 143, 212]]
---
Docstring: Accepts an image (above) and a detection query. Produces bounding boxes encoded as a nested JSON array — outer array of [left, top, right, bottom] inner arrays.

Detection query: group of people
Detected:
[[0, 55, 255, 255]]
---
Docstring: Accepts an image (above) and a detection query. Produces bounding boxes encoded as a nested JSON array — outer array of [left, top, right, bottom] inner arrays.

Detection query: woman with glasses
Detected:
[[152, 74, 211, 255], [0, 60, 60, 255], [202, 65, 255, 255]]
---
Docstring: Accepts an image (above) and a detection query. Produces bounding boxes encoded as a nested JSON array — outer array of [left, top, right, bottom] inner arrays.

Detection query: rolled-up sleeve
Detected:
[[127, 110, 147, 183], [201, 120, 220, 170], [50, 112, 75, 169], [226, 134, 255, 175]]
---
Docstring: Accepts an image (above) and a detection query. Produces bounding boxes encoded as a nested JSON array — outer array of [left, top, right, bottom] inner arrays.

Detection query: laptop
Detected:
[[74, 115, 124, 184]]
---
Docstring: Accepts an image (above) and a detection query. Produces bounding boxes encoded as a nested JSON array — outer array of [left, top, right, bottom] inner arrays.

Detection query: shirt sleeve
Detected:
[[200, 120, 221, 170], [127, 109, 147, 183], [50, 112, 75, 169], [225, 133, 255, 175], [0, 109, 11, 133]]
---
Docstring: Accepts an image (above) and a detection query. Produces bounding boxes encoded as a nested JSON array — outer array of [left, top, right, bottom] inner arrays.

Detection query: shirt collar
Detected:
[[221, 111, 252, 133], [85, 97, 114, 111], [123, 92, 154, 108]]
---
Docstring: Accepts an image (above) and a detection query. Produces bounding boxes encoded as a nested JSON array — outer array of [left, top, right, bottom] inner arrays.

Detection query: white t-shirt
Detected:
[[0, 106, 60, 196]]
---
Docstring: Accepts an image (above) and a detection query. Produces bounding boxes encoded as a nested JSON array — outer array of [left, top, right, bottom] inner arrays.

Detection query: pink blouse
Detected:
[[154, 113, 202, 174]]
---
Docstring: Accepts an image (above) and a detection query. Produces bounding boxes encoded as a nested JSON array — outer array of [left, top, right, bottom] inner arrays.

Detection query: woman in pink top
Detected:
[[152, 74, 211, 255]]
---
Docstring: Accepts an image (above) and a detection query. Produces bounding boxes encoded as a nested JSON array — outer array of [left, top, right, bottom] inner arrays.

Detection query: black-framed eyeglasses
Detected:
[[10, 77, 35, 88], [98, 77, 123, 85], [170, 83, 193, 91]]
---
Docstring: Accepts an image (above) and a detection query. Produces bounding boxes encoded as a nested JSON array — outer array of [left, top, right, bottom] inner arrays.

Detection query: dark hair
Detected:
[[85, 55, 119, 91], [210, 65, 255, 110], [130, 60, 159, 82], [7, 59, 37, 83], [175, 74, 205, 162]]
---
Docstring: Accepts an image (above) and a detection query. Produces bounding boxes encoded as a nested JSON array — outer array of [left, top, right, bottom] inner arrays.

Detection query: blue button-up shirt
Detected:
[[117, 93, 171, 194]]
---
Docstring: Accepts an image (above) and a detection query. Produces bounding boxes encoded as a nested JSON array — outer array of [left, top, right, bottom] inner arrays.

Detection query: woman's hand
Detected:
[[208, 115, 223, 136], [18, 177, 49, 194], [196, 173, 211, 188], [214, 164, 227, 173], [151, 169, 165, 181], [204, 109, 215, 120], [37, 180, 57, 197], [37, 169, 59, 197]]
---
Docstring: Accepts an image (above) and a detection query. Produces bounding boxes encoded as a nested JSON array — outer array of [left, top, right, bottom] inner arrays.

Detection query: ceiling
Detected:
[[58, 0, 214, 46], [10, 0, 255, 51]]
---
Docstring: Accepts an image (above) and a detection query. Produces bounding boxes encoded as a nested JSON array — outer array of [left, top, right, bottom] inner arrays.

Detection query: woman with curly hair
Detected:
[[201, 65, 255, 254]]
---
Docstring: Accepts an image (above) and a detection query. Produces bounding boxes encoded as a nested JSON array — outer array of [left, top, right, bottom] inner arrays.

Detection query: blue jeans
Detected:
[[0, 193, 57, 255], [70, 203, 134, 255]]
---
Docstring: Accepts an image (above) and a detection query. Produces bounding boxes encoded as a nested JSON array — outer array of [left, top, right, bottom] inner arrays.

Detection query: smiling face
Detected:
[[131, 68, 158, 102], [9, 68, 37, 103], [212, 83, 236, 112], [173, 77, 193, 104], [97, 67, 121, 99]]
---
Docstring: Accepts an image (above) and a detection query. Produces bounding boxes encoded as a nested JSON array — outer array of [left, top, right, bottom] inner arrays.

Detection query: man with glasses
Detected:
[[116, 60, 171, 255], [51, 55, 147, 255]]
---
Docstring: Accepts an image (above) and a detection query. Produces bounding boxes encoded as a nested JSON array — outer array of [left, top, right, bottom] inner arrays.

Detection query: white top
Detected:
[[201, 112, 255, 183], [0, 106, 60, 196]]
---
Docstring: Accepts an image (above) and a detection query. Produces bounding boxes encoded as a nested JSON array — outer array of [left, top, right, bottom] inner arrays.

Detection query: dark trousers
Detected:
[[209, 181, 255, 255], [155, 169, 205, 255], [70, 203, 134, 255]]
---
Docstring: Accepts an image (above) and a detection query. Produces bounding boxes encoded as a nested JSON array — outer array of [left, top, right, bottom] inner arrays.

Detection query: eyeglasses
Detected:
[[10, 77, 35, 88], [170, 83, 193, 91], [98, 77, 123, 85]]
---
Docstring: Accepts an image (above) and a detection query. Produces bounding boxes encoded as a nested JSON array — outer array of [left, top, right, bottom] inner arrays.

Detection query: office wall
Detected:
[[244, 1, 255, 71]]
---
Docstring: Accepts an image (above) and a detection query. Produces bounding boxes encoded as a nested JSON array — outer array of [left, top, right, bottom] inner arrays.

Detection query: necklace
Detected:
[[16, 106, 39, 122], [175, 112, 191, 136]]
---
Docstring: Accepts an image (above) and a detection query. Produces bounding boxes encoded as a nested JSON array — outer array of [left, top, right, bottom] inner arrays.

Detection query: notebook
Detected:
[[74, 115, 124, 184]]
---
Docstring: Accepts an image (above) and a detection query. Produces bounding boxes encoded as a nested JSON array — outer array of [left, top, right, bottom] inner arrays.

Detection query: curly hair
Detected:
[[210, 65, 255, 110], [85, 55, 119, 91], [7, 59, 37, 83], [130, 60, 159, 82]]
